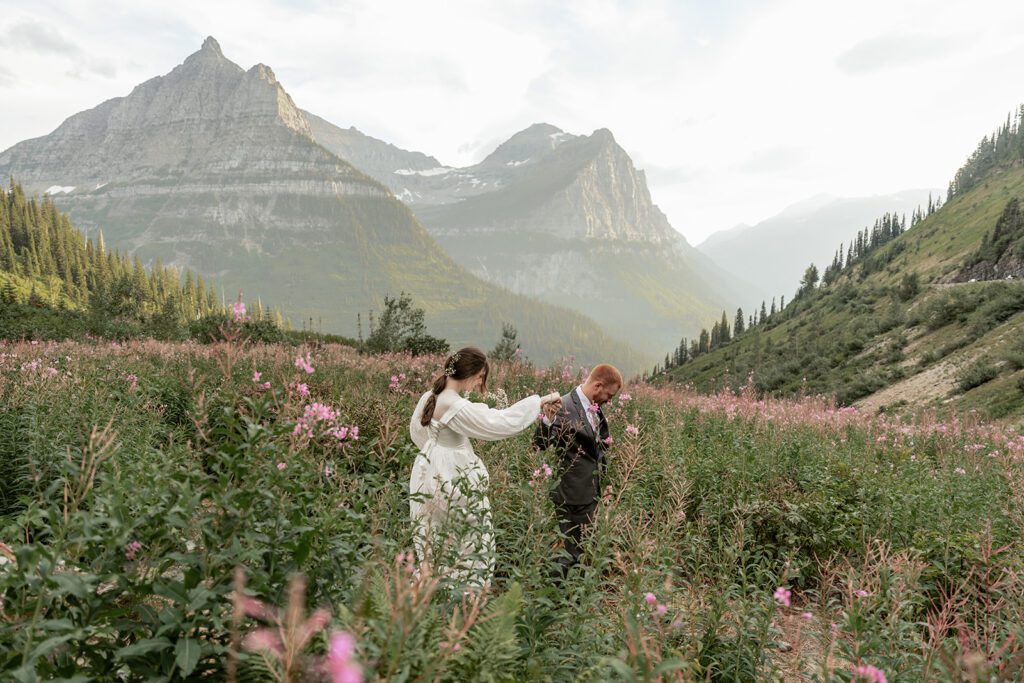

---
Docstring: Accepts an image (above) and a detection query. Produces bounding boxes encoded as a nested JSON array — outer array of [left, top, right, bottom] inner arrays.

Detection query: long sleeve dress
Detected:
[[409, 390, 542, 587]]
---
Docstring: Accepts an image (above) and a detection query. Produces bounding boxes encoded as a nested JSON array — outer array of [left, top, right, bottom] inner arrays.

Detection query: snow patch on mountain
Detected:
[[394, 167, 452, 177]]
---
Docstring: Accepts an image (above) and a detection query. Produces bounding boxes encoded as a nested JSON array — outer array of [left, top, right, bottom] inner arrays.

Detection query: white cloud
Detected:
[[2, 0, 1024, 244]]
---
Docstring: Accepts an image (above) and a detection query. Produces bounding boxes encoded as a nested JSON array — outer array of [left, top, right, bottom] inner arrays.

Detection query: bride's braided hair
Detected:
[[420, 347, 489, 426]]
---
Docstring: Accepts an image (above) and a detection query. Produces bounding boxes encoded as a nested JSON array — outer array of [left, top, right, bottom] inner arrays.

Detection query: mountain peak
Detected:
[[182, 36, 230, 68], [247, 63, 278, 84], [202, 36, 223, 56], [480, 122, 576, 167]]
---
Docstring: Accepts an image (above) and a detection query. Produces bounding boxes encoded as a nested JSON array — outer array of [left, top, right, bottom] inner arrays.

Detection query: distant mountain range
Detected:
[[697, 190, 941, 306], [0, 37, 671, 370], [307, 119, 741, 356]]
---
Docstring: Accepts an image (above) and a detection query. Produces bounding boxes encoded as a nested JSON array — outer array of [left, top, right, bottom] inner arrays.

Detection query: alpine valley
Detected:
[[662, 107, 1024, 421], [305, 119, 741, 358], [0, 37, 738, 370]]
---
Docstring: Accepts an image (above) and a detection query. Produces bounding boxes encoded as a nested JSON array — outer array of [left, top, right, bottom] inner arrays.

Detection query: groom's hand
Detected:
[[542, 399, 561, 421]]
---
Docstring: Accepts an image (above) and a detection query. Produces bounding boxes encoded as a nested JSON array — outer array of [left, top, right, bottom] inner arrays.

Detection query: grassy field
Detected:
[[2, 336, 1024, 681]]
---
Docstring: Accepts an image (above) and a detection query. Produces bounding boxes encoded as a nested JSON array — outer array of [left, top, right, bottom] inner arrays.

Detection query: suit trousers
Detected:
[[553, 500, 597, 578]]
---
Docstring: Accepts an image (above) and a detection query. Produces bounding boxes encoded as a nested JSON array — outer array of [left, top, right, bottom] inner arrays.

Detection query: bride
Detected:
[[409, 347, 560, 587]]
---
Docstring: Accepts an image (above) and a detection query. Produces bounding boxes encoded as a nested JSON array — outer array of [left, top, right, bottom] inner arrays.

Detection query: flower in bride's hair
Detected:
[[443, 352, 461, 377]]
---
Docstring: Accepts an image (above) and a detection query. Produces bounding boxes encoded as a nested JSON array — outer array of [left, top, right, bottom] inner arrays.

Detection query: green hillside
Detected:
[[662, 115, 1024, 422]]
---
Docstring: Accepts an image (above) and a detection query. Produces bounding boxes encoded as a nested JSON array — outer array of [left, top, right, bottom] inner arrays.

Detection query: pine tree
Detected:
[[734, 307, 745, 335]]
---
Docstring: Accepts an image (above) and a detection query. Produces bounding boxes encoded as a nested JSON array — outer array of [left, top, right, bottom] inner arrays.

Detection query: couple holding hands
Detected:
[[408, 347, 622, 587]]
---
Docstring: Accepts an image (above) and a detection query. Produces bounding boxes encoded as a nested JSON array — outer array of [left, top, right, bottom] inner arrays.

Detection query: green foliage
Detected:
[[188, 312, 286, 344], [898, 272, 920, 301], [1, 341, 1023, 680], [957, 361, 1000, 392], [969, 198, 1024, 266], [490, 323, 520, 362], [364, 292, 449, 356], [0, 179, 293, 343]]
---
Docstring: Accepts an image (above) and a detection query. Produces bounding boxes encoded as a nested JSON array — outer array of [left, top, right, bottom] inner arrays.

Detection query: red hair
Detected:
[[587, 364, 622, 389]]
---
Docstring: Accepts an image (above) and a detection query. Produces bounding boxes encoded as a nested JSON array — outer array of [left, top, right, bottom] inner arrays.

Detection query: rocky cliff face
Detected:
[[405, 125, 736, 354], [309, 115, 738, 354], [0, 38, 648, 369]]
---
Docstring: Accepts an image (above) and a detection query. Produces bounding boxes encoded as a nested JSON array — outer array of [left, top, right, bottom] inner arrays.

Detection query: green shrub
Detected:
[[957, 361, 999, 392]]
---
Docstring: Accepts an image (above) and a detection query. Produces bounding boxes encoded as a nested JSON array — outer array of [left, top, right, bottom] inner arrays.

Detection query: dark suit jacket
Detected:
[[533, 388, 609, 506]]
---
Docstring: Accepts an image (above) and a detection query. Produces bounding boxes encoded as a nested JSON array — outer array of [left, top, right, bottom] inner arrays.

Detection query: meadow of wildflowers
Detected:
[[1, 336, 1024, 681]]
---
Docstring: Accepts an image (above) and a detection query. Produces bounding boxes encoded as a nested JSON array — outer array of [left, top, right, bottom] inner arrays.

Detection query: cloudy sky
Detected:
[[2, 0, 1024, 244]]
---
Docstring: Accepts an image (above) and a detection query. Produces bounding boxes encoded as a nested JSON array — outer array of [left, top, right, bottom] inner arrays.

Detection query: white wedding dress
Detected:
[[409, 389, 542, 587]]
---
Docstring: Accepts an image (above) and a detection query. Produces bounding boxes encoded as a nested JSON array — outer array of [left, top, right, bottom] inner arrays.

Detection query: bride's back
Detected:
[[431, 389, 464, 423]]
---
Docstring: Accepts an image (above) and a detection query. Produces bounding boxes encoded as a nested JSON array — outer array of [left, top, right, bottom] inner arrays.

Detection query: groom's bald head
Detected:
[[583, 364, 622, 405]]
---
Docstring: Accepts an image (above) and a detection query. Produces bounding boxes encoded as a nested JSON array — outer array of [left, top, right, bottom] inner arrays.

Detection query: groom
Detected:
[[533, 364, 622, 579]]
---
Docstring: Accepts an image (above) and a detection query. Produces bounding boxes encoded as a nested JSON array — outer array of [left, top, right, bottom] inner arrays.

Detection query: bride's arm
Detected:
[[408, 392, 432, 449], [447, 394, 546, 441]]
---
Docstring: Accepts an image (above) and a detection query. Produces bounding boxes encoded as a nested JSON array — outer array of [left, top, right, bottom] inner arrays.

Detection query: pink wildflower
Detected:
[[277, 462, 286, 471], [854, 589, 870, 598], [655, 604, 668, 616], [124, 540, 142, 561], [853, 664, 887, 683], [327, 630, 364, 683], [773, 587, 791, 607], [252, 371, 262, 382], [625, 425, 640, 437], [297, 383, 310, 397], [260, 381, 271, 390], [244, 628, 283, 657], [231, 301, 250, 323], [644, 592, 657, 606], [801, 612, 813, 621], [295, 353, 315, 374], [619, 393, 632, 403]]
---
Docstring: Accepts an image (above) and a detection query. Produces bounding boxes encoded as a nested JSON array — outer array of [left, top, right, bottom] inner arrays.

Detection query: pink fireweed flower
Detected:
[[327, 630, 364, 683], [259, 381, 271, 390], [603, 436, 614, 446], [853, 664, 887, 683], [297, 383, 310, 397], [389, 375, 400, 391], [802, 612, 813, 621], [124, 540, 142, 561], [277, 462, 286, 471], [644, 592, 657, 606], [252, 371, 262, 382], [231, 301, 250, 323], [773, 587, 791, 607], [295, 353, 315, 374], [854, 589, 870, 598], [324, 464, 333, 477], [587, 402, 600, 414], [244, 628, 284, 657], [655, 604, 668, 616], [625, 425, 640, 437], [618, 393, 632, 403], [529, 463, 554, 486]]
